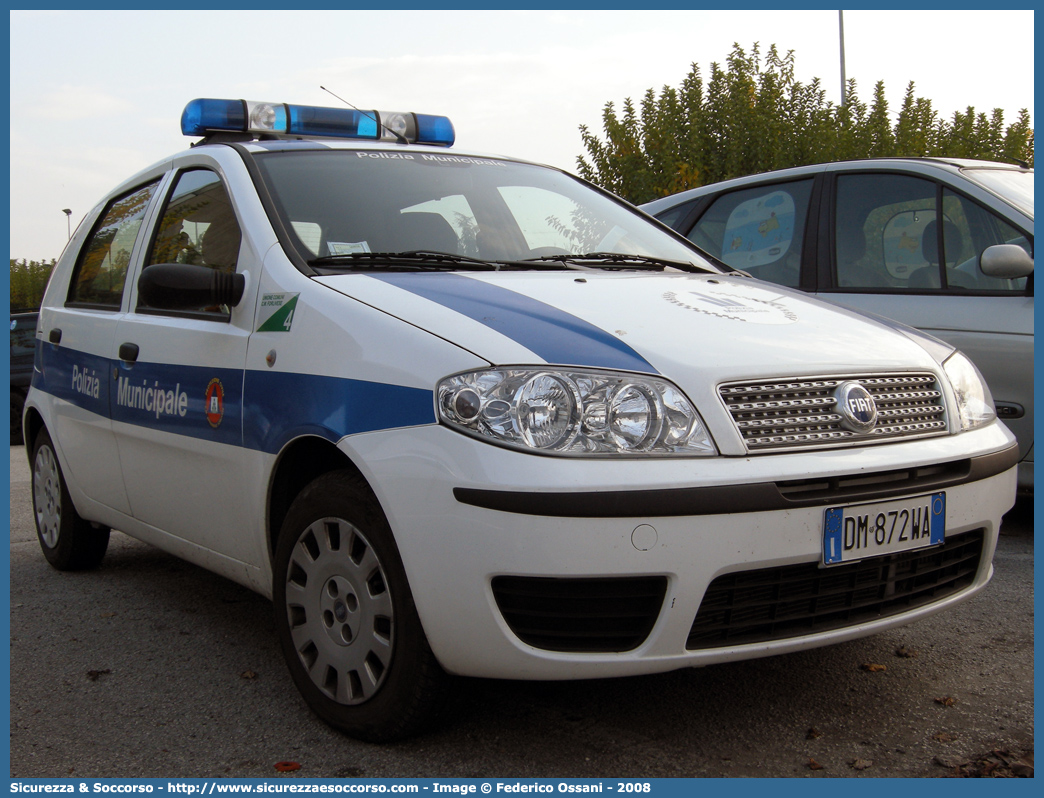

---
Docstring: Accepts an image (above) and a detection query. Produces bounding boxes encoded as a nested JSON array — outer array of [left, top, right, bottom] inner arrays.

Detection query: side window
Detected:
[[835, 174, 1030, 293], [835, 174, 938, 290], [68, 182, 158, 308], [941, 189, 1029, 292], [687, 180, 812, 287], [141, 170, 242, 317]]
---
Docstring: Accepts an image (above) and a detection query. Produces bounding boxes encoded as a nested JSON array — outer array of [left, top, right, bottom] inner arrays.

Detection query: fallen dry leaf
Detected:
[[850, 758, 872, 771], [274, 761, 301, 772], [241, 670, 257, 680], [935, 696, 957, 707], [806, 727, 822, 740], [1010, 760, 1034, 778], [936, 747, 1034, 777], [932, 731, 956, 742], [894, 646, 917, 658], [808, 758, 825, 771], [861, 663, 887, 672]]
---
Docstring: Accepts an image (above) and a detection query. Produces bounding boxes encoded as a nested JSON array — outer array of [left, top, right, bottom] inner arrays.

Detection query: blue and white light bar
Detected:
[[181, 99, 455, 146]]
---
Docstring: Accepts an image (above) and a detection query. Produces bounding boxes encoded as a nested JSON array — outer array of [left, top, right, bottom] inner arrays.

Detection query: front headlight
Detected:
[[437, 368, 717, 456], [942, 351, 996, 432]]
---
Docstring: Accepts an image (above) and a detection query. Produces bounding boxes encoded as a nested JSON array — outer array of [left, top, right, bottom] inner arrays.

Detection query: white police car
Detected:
[[25, 99, 1018, 741]]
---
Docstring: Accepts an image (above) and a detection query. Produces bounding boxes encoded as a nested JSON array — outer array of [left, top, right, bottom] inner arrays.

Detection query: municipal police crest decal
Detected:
[[663, 283, 798, 324]]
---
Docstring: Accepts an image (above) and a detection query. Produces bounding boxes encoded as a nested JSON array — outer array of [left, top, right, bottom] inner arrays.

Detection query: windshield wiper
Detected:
[[309, 251, 500, 271], [518, 252, 715, 273], [308, 249, 719, 275]]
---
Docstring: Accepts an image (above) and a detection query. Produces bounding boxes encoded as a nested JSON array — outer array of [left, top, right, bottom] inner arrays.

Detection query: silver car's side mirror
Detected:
[[980, 244, 1034, 279]]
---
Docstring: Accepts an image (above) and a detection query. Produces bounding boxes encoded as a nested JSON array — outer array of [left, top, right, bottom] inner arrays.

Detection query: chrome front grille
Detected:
[[720, 374, 947, 452]]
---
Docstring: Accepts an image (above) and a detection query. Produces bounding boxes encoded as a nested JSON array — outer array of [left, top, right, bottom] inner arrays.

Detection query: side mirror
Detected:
[[980, 244, 1034, 279], [138, 263, 245, 310]]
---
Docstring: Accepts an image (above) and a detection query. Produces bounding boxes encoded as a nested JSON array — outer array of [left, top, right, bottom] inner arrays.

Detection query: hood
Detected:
[[315, 271, 943, 404]]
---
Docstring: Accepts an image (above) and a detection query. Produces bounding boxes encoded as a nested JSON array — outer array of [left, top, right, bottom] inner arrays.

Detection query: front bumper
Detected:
[[341, 422, 1018, 680]]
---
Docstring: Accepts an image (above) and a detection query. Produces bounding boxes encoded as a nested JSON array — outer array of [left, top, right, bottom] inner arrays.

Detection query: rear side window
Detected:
[[687, 180, 812, 286], [68, 182, 158, 308]]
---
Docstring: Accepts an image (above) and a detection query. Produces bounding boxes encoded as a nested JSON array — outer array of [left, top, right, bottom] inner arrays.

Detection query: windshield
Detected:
[[962, 167, 1034, 218], [251, 149, 720, 272]]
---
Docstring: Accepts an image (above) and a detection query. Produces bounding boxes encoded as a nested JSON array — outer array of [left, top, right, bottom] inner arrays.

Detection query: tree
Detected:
[[10, 258, 56, 312], [577, 43, 1034, 205]]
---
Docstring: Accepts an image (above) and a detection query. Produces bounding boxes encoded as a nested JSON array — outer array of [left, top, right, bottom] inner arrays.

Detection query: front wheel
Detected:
[[31, 428, 109, 570], [273, 470, 447, 742]]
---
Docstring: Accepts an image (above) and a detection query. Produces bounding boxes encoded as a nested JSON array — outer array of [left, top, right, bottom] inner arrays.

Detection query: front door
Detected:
[[111, 167, 260, 564]]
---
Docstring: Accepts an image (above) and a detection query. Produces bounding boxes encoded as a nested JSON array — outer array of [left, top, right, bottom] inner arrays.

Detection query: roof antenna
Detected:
[[320, 86, 408, 144]]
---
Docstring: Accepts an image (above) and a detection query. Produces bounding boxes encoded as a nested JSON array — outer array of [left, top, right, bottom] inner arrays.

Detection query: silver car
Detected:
[[643, 158, 1034, 492]]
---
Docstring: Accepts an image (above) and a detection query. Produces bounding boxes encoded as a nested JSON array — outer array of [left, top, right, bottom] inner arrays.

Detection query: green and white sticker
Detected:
[[258, 293, 300, 332]]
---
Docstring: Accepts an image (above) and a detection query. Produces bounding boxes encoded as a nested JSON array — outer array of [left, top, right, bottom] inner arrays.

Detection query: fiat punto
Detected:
[[25, 100, 1018, 741]]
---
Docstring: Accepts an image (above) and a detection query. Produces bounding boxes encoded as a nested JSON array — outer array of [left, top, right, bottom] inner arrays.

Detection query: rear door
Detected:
[[682, 179, 815, 288], [36, 180, 162, 514]]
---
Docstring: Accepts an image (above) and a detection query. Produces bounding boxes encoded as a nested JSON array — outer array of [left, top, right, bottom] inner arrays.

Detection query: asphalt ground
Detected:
[[8, 445, 1034, 778]]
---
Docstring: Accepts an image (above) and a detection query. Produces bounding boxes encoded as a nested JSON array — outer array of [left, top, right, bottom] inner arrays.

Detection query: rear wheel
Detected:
[[31, 429, 109, 570], [273, 470, 447, 741]]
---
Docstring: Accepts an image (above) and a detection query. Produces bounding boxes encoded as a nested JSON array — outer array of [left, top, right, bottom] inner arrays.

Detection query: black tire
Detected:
[[31, 428, 110, 570], [273, 469, 448, 742], [11, 389, 25, 445]]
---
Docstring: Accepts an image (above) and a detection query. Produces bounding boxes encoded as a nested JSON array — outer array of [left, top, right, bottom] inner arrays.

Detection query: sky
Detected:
[[8, 8, 1035, 262]]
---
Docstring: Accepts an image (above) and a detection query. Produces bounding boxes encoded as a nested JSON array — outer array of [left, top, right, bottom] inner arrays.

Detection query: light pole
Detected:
[[62, 208, 72, 240], [839, 10, 847, 107]]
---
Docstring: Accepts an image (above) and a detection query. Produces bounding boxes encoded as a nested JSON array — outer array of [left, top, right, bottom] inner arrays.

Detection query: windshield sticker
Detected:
[[257, 292, 300, 333], [291, 221, 322, 255], [328, 240, 371, 255], [663, 284, 798, 325]]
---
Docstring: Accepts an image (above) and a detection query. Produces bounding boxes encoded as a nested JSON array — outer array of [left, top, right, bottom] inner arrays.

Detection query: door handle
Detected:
[[48, 328, 62, 344], [118, 343, 140, 363]]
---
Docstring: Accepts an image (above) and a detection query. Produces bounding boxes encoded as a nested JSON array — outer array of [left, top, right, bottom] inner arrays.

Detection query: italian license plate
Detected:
[[823, 492, 945, 565]]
